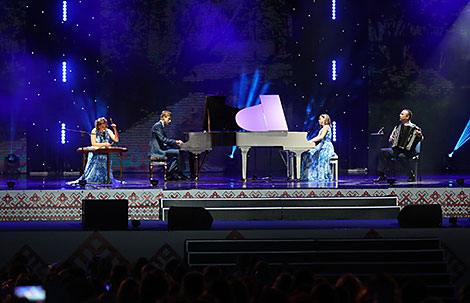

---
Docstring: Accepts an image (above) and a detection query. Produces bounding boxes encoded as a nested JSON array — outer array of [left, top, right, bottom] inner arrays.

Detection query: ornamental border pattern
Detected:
[[1, 187, 469, 221]]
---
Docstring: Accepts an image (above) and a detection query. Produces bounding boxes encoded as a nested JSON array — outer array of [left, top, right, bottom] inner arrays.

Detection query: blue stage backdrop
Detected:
[[1, 0, 470, 174]]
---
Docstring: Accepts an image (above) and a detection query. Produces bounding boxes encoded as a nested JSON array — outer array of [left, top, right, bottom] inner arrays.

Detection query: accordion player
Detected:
[[390, 123, 422, 152], [375, 108, 423, 183]]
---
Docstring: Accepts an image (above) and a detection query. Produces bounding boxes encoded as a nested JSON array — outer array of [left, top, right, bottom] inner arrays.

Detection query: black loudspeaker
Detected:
[[398, 204, 442, 227], [82, 199, 128, 230], [168, 206, 213, 230]]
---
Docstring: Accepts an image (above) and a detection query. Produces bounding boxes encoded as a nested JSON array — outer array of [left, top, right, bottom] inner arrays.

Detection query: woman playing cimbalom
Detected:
[[68, 117, 119, 185], [301, 114, 337, 181]]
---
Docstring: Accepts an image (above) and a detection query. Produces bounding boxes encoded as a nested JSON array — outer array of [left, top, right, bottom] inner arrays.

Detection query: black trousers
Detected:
[[164, 149, 186, 175], [378, 148, 414, 177]]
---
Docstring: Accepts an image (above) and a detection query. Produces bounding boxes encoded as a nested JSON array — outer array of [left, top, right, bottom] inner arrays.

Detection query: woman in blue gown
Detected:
[[301, 114, 337, 181], [69, 117, 119, 184]]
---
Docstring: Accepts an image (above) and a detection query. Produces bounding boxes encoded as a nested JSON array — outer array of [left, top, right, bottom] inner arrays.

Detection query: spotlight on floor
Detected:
[[150, 179, 159, 187], [7, 181, 15, 190], [387, 178, 396, 186], [131, 220, 140, 229], [78, 179, 87, 189], [456, 178, 465, 186], [449, 217, 458, 227]]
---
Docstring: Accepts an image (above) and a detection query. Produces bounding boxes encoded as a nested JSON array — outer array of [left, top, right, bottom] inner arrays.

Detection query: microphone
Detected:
[[377, 126, 384, 135]]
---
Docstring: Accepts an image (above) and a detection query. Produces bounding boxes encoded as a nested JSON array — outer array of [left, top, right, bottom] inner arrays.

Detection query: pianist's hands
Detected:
[[176, 140, 183, 145]]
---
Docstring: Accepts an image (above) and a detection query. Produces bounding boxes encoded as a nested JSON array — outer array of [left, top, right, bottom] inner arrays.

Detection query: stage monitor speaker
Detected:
[[397, 204, 442, 228], [168, 206, 213, 230], [82, 199, 128, 230]]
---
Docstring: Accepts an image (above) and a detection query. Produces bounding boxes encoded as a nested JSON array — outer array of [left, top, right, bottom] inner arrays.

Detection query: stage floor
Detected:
[[1, 172, 469, 191]]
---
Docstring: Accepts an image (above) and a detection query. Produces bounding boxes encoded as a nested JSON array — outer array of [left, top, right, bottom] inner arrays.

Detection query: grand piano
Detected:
[[180, 95, 315, 181]]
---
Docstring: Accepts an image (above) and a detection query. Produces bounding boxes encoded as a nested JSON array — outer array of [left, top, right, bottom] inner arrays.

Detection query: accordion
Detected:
[[391, 124, 421, 152]]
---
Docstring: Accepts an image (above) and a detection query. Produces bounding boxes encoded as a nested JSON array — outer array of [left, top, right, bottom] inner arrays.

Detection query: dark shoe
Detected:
[[374, 175, 387, 182], [407, 175, 416, 182], [178, 173, 190, 180], [167, 175, 178, 181]]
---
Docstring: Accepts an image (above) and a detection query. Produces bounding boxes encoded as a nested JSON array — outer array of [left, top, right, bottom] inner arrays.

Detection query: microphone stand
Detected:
[[65, 128, 92, 187]]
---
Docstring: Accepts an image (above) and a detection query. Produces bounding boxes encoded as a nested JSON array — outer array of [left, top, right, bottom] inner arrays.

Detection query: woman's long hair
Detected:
[[320, 114, 332, 127], [95, 117, 108, 130]]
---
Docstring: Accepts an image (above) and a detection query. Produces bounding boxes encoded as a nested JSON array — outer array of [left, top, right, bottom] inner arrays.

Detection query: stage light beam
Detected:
[[449, 117, 470, 157]]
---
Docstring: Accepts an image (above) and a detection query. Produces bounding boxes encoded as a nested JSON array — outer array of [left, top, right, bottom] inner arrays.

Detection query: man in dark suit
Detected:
[[149, 110, 188, 180]]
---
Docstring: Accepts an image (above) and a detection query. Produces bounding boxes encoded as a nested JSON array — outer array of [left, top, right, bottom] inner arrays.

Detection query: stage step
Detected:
[[161, 197, 400, 221], [185, 238, 456, 301]]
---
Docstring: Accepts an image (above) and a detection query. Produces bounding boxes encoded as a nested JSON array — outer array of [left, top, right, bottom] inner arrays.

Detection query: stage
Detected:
[[1, 172, 469, 222]]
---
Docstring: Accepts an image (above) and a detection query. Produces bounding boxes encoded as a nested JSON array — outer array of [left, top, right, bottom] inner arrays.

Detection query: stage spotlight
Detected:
[[78, 179, 87, 189], [131, 220, 140, 229], [7, 181, 15, 190], [457, 178, 465, 186], [387, 178, 396, 186], [449, 217, 458, 227], [4, 154, 20, 175], [150, 179, 159, 187]]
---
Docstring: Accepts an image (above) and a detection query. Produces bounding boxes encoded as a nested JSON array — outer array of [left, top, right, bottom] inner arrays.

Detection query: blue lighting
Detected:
[[62, 61, 67, 82], [61, 123, 66, 144], [331, 60, 337, 81], [62, 1, 67, 22], [246, 70, 260, 108], [229, 146, 237, 159], [449, 117, 470, 157], [332, 121, 337, 142], [332, 0, 336, 20]]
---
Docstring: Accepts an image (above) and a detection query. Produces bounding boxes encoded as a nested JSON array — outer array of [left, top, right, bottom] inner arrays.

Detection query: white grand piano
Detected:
[[181, 95, 315, 180]]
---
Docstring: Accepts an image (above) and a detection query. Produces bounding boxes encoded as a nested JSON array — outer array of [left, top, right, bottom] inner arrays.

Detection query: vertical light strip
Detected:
[[332, 121, 337, 142], [332, 60, 337, 81], [332, 0, 336, 20], [61, 123, 66, 144], [62, 1, 68, 22], [62, 61, 67, 82]]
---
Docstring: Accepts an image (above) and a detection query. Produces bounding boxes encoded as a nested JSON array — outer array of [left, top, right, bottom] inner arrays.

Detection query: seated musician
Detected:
[[301, 114, 337, 181], [68, 117, 119, 185], [375, 109, 423, 182], [148, 110, 188, 180]]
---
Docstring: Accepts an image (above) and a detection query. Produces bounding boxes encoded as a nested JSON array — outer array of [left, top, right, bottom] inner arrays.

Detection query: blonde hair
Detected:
[[161, 110, 172, 119], [320, 114, 332, 127], [95, 117, 108, 130]]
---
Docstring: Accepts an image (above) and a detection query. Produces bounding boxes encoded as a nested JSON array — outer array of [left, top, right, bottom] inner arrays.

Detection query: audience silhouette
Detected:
[[0, 255, 462, 303]]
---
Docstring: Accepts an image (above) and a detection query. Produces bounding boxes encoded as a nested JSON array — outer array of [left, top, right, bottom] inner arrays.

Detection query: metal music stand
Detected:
[[65, 128, 92, 187]]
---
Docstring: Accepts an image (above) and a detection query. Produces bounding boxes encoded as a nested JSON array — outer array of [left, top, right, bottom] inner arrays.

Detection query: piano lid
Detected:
[[203, 95, 241, 132], [235, 95, 288, 132]]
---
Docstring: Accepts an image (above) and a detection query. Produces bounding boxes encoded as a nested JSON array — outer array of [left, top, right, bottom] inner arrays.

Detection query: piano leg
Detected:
[[189, 152, 200, 181], [239, 147, 250, 181], [290, 149, 304, 181], [288, 151, 294, 180]]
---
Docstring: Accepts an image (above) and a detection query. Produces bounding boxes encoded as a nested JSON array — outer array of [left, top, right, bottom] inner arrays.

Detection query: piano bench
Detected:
[[149, 157, 168, 182], [330, 156, 339, 181]]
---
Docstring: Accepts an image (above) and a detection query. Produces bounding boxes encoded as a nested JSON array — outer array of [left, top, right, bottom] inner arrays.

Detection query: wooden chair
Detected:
[[149, 157, 168, 181]]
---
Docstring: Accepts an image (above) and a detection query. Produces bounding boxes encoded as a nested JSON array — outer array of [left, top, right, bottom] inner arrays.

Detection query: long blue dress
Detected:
[[301, 126, 337, 181], [82, 129, 115, 184], [67, 128, 115, 185]]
